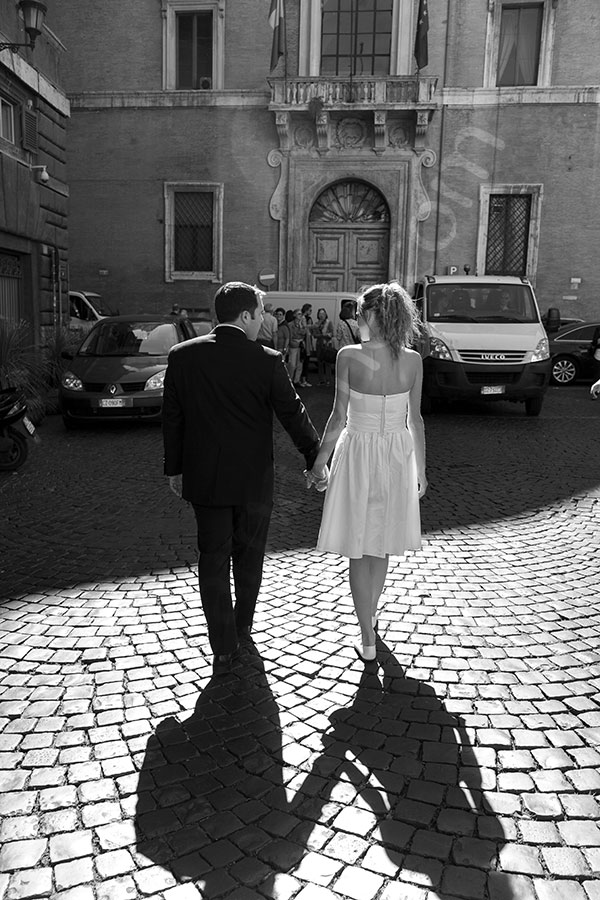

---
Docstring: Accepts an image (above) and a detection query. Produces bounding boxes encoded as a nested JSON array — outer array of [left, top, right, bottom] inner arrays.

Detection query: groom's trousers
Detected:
[[192, 501, 272, 656]]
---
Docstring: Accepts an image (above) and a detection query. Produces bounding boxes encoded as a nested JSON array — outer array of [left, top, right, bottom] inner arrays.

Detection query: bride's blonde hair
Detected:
[[358, 281, 419, 359]]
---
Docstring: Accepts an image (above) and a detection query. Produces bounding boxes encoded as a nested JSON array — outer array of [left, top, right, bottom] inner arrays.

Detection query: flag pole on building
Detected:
[[414, 0, 429, 73], [269, 0, 286, 73]]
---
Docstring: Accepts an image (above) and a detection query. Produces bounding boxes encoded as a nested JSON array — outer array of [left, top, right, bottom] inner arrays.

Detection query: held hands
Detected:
[[304, 465, 329, 492]]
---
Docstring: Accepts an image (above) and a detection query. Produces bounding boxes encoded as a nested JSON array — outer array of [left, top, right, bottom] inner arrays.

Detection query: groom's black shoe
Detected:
[[213, 642, 241, 675], [213, 654, 232, 675]]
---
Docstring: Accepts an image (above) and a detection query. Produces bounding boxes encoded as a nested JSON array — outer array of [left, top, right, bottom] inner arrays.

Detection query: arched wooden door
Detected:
[[309, 181, 390, 292]]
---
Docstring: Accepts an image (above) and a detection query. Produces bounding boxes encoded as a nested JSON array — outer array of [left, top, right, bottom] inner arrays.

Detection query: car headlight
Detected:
[[61, 371, 84, 391], [145, 370, 166, 392], [428, 337, 452, 361], [531, 336, 550, 362]]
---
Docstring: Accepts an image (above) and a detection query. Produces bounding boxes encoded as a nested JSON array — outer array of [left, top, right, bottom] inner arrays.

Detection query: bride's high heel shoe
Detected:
[[354, 641, 376, 662]]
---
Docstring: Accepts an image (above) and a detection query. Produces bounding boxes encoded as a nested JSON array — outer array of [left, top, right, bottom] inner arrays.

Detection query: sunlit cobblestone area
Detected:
[[0, 386, 599, 900]]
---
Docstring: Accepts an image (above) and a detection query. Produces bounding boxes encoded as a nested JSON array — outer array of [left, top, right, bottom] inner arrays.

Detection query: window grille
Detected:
[[0, 253, 22, 323], [486, 194, 532, 276], [174, 191, 214, 272], [176, 11, 213, 89], [321, 0, 393, 77]]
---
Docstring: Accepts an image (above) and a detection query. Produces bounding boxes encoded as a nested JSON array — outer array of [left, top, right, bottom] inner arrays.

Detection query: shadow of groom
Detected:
[[134, 639, 512, 897]]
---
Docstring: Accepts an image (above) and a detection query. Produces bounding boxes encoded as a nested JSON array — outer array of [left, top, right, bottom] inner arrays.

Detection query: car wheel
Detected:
[[525, 396, 544, 417], [0, 427, 28, 470], [551, 355, 578, 385]]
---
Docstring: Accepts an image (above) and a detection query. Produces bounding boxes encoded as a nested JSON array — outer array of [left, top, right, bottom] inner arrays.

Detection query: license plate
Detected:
[[22, 415, 36, 435], [481, 385, 505, 395], [99, 398, 133, 408]]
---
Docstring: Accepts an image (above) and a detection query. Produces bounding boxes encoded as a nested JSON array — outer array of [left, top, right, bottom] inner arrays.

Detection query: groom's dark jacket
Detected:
[[162, 325, 320, 505]]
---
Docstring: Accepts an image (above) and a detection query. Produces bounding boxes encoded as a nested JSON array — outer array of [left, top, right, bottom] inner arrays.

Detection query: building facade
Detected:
[[0, 0, 70, 343], [50, 0, 600, 320]]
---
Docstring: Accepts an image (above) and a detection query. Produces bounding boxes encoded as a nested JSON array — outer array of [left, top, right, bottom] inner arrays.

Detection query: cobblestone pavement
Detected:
[[0, 385, 599, 900]]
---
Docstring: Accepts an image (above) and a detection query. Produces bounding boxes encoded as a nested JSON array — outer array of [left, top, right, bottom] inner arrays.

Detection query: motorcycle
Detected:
[[0, 387, 39, 471]]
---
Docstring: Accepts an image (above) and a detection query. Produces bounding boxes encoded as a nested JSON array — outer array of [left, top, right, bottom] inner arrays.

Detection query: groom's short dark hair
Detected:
[[215, 282, 261, 323]]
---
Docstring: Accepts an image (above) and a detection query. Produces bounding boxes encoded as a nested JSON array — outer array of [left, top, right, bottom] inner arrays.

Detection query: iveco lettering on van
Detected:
[[413, 275, 551, 416]]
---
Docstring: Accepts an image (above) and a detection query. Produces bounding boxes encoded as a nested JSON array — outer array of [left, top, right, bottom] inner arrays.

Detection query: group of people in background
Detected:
[[257, 298, 361, 389]]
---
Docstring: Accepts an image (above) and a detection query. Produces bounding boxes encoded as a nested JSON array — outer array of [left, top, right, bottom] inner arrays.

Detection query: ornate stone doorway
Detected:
[[308, 180, 390, 292]]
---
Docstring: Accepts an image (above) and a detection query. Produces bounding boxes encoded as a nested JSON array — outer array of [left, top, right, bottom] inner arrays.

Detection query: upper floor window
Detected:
[[299, 0, 415, 77], [177, 11, 213, 88], [163, 0, 224, 91], [321, 0, 393, 77], [497, 3, 543, 86], [484, 0, 556, 89], [0, 96, 15, 144]]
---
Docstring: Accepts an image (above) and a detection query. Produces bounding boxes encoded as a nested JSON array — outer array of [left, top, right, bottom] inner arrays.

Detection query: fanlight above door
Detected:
[[309, 181, 390, 224]]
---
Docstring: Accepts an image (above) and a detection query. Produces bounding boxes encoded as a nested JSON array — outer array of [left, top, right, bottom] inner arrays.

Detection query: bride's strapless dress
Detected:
[[316, 388, 421, 559]]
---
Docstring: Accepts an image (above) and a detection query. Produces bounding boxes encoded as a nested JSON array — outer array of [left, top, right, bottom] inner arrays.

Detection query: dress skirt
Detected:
[[316, 389, 421, 559]]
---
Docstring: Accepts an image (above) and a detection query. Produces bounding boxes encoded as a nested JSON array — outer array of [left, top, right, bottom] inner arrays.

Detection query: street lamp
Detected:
[[0, 1, 47, 52]]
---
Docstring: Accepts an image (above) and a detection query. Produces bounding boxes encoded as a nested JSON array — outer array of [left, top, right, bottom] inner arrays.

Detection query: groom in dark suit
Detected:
[[163, 282, 320, 674]]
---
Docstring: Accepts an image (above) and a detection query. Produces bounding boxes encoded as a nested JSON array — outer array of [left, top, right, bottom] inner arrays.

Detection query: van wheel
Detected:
[[525, 396, 543, 417]]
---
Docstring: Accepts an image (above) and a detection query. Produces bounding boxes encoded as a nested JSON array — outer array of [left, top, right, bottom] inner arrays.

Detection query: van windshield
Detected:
[[85, 294, 116, 317], [425, 284, 539, 324]]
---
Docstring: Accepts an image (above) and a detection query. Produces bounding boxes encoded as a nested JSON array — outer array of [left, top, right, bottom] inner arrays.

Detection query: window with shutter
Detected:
[[21, 107, 38, 152]]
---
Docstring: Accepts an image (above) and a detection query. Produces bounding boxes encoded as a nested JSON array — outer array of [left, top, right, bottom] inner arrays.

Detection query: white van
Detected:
[[68, 290, 118, 334], [413, 275, 551, 416]]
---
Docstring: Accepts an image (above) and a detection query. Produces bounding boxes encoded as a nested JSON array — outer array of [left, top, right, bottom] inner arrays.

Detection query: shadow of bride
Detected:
[[134, 639, 512, 897]]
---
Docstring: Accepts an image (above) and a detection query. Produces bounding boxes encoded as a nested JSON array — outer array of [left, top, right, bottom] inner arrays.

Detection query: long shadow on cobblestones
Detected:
[[134, 640, 513, 897]]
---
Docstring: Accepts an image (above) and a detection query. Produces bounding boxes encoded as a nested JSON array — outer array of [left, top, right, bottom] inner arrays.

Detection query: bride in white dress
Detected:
[[308, 282, 427, 662]]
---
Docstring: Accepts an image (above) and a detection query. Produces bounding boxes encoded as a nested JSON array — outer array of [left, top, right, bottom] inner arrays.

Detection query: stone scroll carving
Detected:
[[267, 149, 286, 222], [415, 148, 437, 222]]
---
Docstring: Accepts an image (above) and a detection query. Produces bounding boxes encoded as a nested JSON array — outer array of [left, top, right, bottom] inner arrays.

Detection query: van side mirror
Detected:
[[545, 307, 561, 332]]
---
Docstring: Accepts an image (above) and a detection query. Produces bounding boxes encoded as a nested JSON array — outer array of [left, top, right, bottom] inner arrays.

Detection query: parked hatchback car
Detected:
[[549, 321, 600, 385], [59, 315, 195, 426]]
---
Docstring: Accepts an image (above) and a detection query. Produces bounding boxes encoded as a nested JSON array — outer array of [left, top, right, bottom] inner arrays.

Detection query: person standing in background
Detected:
[[257, 302, 278, 348], [335, 301, 360, 349], [299, 303, 314, 388], [313, 307, 335, 385]]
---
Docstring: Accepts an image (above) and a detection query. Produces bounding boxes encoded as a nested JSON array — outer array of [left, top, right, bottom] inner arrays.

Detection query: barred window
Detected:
[[165, 183, 223, 282], [174, 192, 213, 271], [486, 194, 532, 276]]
